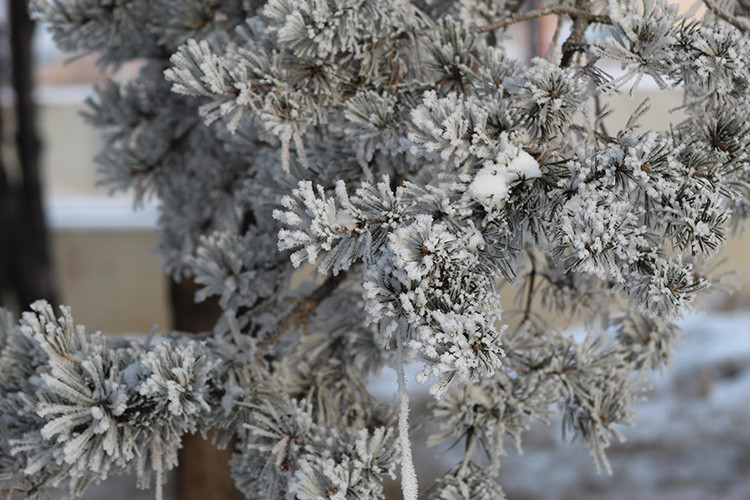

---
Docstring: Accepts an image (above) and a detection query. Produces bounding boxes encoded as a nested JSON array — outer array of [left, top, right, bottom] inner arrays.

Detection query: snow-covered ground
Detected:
[[53, 311, 750, 499], [496, 311, 750, 500]]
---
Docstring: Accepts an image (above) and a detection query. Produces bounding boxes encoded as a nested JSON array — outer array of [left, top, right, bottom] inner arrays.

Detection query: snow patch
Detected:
[[468, 150, 540, 209]]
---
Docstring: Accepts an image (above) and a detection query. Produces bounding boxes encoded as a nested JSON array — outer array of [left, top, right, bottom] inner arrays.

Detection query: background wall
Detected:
[[33, 93, 169, 334]]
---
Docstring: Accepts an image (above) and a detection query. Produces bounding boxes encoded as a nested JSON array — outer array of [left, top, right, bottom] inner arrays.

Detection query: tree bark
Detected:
[[171, 278, 244, 500], [0, 84, 10, 298]]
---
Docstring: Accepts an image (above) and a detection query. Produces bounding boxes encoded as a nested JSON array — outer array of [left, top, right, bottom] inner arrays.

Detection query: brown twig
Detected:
[[400, 5, 610, 41], [545, 11, 566, 60], [561, 0, 595, 67], [466, 5, 611, 35], [259, 271, 348, 349]]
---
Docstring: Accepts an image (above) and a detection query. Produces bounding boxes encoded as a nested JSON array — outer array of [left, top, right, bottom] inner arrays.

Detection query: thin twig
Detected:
[[703, 0, 750, 34], [570, 123, 618, 144], [521, 252, 537, 325], [430, 6, 608, 38], [466, 6, 611, 35], [545, 11, 565, 61], [383, 5, 611, 46], [593, 94, 610, 138], [259, 271, 348, 349]]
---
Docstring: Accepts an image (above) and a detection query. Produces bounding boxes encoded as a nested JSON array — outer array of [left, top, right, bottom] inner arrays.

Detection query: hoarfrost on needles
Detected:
[[4, 0, 750, 499]]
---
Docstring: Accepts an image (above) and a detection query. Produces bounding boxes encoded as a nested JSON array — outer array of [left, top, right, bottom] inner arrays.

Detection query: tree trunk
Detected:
[[0, 88, 10, 299], [171, 278, 244, 500], [3, 0, 57, 309]]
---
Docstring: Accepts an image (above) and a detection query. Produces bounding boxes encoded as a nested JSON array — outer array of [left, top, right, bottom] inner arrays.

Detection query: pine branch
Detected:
[[12, 1, 750, 498]]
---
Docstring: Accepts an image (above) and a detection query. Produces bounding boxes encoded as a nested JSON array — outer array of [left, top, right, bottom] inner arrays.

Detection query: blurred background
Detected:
[[0, 0, 168, 333], [1, 0, 749, 499]]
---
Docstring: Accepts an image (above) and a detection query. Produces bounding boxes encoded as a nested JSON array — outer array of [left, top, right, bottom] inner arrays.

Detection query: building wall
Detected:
[[52, 230, 169, 334], [36, 91, 169, 334]]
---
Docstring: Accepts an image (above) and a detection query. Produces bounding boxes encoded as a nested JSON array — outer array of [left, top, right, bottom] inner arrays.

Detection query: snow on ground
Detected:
[[496, 311, 750, 500]]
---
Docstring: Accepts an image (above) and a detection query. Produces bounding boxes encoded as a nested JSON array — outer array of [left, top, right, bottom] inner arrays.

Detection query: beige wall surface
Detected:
[[700, 233, 750, 310], [49, 227, 750, 337], [39, 97, 103, 199], [51, 230, 169, 335], [29, 92, 169, 334]]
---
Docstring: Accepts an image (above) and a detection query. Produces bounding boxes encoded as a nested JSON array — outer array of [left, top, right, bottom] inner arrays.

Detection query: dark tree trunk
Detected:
[[1, 0, 57, 309], [171, 278, 244, 500], [0, 95, 10, 298]]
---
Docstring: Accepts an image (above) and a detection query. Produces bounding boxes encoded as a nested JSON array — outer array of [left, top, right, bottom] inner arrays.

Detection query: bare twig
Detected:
[[545, 11, 566, 61], [384, 5, 611, 45], [570, 123, 619, 144], [412, 5, 612, 38], [703, 0, 750, 34], [259, 271, 348, 349], [466, 5, 610, 35], [521, 255, 537, 325], [593, 94, 610, 138]]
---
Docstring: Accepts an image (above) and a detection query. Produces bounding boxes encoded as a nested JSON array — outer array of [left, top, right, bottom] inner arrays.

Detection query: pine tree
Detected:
[[3, 0, 750, 498]]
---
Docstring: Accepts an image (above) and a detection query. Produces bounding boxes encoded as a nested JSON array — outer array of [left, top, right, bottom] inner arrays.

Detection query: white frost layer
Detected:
[[468, 150, 541, 209]]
